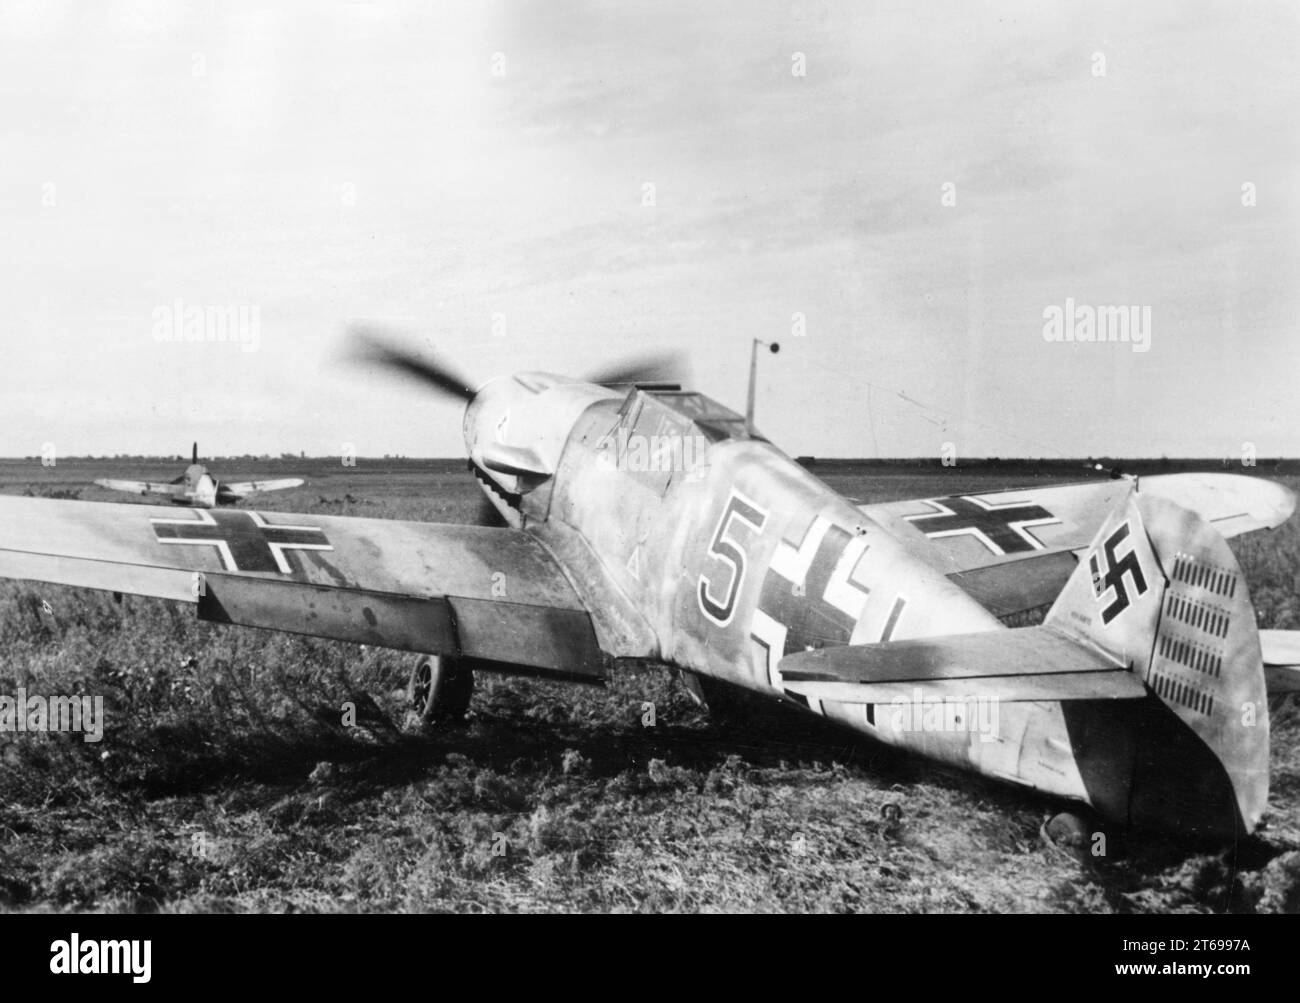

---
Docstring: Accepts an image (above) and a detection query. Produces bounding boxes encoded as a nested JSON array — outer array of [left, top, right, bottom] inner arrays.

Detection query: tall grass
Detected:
[[0, 464, 1297, 912]]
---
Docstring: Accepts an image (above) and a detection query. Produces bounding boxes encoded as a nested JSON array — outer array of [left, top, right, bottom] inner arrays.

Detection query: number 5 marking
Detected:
[[698, 490, 768, 627]]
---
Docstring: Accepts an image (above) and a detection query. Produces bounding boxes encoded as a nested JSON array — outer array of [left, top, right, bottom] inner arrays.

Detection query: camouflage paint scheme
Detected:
[[467, 374, 1286, 840], [0, 372, 1294, 841]]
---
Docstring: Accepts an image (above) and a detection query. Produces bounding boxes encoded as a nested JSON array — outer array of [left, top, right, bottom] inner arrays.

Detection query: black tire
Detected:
[[408, 654, 475, 724], [1040, 811, 1095, 860]]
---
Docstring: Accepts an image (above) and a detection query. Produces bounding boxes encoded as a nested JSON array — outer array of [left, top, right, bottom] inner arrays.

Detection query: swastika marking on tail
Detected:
[[1089, 520, 1148, 625]]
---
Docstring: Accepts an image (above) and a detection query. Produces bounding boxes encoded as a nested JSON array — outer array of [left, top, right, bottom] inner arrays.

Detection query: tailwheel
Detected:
[[1040, 810, 1107, 862], [408, 653, 475, 726]]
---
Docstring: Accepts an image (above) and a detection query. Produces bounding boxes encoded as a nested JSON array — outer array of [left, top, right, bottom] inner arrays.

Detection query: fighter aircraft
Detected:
[[1, 335, 1298, 843], [94, 443, 304, 507]]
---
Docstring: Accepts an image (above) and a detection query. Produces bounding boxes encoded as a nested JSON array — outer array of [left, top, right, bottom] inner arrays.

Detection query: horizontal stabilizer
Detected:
[[778, 625, 1144, 705], [1260, 629, 1300, 667], [947, 551, 1078, 618], [783, 669, 1144, 706], [1260, 629, 1300, 694]]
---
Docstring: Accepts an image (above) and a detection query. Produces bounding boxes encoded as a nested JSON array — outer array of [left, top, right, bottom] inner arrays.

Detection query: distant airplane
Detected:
[[94, 443, 303, 508], [4, 336, 1298, 843]]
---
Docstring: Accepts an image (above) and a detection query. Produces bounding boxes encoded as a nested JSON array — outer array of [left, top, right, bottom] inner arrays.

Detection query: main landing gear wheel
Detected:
[[408, 654, 475, 726]]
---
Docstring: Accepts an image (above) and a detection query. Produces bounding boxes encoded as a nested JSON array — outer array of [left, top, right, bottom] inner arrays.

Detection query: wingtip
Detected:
[[1143, 471, 1297, 532], [1236, 474, 1297, 528], [1267, 478, 1296, 526]]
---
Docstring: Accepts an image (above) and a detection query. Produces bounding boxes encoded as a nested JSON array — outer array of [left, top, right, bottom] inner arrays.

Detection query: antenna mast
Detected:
[[746, 338, 780, 429]]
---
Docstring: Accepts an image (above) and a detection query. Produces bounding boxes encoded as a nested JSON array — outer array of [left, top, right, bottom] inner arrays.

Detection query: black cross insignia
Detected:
[[151, 510, 331, 573], [757, 520, 861, 655], [903, 495, 1060, 555]]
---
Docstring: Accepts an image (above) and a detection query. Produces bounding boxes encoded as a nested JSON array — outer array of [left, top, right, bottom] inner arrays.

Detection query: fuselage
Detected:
[[459, 375, 1117, 805], [458, 372, 1248, 837], [175, 464, 219, 507]]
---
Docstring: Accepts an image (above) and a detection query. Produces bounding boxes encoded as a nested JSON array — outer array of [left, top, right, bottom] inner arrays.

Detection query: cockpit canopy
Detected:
[[629, 389, 763, 443]]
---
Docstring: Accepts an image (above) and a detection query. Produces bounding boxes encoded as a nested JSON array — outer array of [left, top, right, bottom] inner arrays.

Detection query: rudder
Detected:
[[1046, 486, 1268, 839]]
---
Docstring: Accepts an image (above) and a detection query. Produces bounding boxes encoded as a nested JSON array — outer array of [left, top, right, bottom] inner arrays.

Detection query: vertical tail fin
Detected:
[[192, 442, 198, 464], [1046, 487, 1268, 838]]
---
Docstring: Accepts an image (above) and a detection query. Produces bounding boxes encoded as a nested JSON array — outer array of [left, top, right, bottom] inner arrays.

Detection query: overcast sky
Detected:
[[1, 0, 1297, 458]]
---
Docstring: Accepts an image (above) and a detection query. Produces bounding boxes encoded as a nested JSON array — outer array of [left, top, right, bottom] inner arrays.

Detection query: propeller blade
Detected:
[[584, 352, 688, 388], [347, 324, 476, 402]]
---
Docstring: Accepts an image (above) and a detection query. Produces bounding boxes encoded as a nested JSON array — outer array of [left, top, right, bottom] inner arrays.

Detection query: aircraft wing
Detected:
[[778, 625, 1146, 705], [221, 478, 305, 497], [860, 473, 1295, 618], [0, 497, 603, 677], [94, 478, 188, 498]]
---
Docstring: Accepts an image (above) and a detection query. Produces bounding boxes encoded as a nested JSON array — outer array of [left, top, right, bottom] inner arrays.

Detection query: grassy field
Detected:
[[1, 457, 1298, 913]]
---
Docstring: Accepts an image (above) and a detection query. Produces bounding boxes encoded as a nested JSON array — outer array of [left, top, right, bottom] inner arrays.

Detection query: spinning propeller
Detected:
[[347, 323, 689, 526], [347, 323, 688, 402]]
